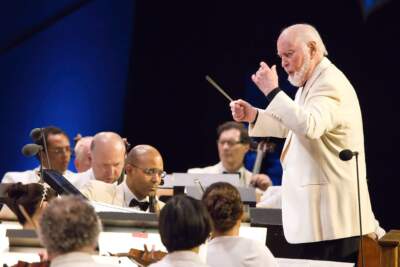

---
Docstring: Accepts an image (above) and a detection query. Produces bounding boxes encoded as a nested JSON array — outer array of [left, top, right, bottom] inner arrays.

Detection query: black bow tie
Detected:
[[129, 199, 150, 211]]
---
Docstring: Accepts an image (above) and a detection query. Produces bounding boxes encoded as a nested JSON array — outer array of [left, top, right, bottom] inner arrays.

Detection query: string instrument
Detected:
[[10, 261, 50, 267], [252, 138, 275, 175], [110, 245, 167, 266], [149, 194, 157, 213]]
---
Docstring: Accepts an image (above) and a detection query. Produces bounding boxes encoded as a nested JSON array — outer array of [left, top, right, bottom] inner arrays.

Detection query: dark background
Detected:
[[1, 0, 399, 230]]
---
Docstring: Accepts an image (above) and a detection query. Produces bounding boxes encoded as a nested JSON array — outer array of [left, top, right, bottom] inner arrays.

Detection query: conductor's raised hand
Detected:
[[230, 99, 257, 123], [252, 62, 279, 96]]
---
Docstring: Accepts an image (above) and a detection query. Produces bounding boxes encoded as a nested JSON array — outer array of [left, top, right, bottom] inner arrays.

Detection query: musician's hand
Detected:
[[230, 99, 257, 123], [250, 174, 272, 191], [38, 250, 49, 261]]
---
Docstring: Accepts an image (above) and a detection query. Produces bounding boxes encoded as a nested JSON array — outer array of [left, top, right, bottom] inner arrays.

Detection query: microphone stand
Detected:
[[39, 149, 44, 183], [355, 152, 365, 267]]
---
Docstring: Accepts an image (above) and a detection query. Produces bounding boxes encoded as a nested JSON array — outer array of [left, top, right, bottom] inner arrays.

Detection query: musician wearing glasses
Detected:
[[81, 145, 165, 212], [1, 126, 75, 184], [188, 121, 272, 191]]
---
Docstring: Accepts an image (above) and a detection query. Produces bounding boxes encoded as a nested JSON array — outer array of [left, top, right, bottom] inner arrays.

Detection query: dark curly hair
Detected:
[[5, 182, 58, 225], [202, 182, 243, 233]]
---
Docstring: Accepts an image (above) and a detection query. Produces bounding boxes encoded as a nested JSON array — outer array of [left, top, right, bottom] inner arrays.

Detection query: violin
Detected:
[[110, 244, 167, 266], [10, 261, 50, 267]]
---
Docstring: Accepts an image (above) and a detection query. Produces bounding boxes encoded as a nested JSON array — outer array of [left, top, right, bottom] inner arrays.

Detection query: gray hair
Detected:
[[282, 24, 328, 58], [74, 136, 93, 160], [38, 196, 102, 255]]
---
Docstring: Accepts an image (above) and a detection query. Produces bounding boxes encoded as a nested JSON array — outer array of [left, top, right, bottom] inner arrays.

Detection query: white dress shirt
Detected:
[[149, 250, 210, 267], [206, 236, 278, 267], [1, 166, 75, 184], [69, 168, 96, 189], [81, 179, 164, 212], [50, 252, 118, 267], [122, 180, 152, 211]]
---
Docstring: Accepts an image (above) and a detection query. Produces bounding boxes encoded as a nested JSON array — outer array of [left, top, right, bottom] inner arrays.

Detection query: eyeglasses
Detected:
[[217, 140, 242, 147], [128, 163, 167, 178], [47, 146, 71, 155]]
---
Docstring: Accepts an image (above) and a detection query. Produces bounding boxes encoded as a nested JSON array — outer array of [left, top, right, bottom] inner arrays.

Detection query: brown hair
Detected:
[[217, 121, 251, 144], [202, 182, 243, 233]]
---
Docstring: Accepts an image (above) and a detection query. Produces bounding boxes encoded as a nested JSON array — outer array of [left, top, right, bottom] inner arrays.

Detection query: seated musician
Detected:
[[81, 145, 165, 212], [149, 195, 211, 267], [202, 182, 278, 267], [73, 135, 93, 173], [37, 196, 117, 267], [0, 183, 57, 226], [1, 126, 75, 184], [70, 132, 126, 189], [188, 121, 271, 191]]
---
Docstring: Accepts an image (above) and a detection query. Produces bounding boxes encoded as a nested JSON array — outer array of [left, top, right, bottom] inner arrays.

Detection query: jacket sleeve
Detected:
[[249, 108, 289, 138], [266, 84, 341, 140]]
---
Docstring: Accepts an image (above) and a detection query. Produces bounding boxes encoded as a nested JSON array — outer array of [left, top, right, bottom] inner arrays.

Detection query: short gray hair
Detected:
[[38, 196, 101, 255]]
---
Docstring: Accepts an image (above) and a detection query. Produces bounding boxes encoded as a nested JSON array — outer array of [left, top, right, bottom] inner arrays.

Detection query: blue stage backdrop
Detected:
[[0, 0, 134, 176]]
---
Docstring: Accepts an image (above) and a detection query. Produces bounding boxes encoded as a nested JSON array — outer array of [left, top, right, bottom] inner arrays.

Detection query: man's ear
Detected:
[[125, 163, 132, 174], [308, 41, 317, 57]]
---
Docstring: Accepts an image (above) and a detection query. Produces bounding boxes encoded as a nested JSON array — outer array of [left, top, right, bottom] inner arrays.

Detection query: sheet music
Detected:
[[91, 201, 145, 213]]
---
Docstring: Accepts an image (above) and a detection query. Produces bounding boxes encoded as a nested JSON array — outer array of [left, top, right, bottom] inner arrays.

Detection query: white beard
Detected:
[[288, 53, 310, 87]]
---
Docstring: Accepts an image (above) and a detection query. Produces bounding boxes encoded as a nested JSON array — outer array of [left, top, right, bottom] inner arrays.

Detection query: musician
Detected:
[[188, 121, 272, 191], [149, 195, 211, 267], [37, 196, 117, 267], [81, 145, 165, 212], [203, 182, 278, 267], [1, 126, 75, 184], [70, 132, 125, 189], [73, 136, 93, 173], [0, 183, 57, 227]]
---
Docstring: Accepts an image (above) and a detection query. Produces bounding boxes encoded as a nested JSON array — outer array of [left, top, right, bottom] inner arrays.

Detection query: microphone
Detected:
[[21, 144, 43, 157], [339, 149, 358, 161], [30, 128, 42, 142], [29, 127, 52, 169]]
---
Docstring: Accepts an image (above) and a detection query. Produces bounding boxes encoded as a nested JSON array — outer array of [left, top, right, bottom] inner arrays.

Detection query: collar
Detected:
[[51, 252, 95, 264], [122, 180, 149, 207], [216, 162, 247, 185], [163, 250, 205, 263], [301, 57, 332, 99]]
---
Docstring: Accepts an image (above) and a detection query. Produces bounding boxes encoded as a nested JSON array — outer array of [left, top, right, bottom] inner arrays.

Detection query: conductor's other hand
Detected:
[[252, 62, 279, 96], [230, 99, 257, 123]]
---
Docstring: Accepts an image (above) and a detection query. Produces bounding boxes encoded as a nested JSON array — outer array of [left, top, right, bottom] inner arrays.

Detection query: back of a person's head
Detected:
[[159, 195, 211, 252], [217, 121, 251, 144], [202, 182, 243, 233], [38, 195, 101, 255], [5, 183, 57, 225]]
